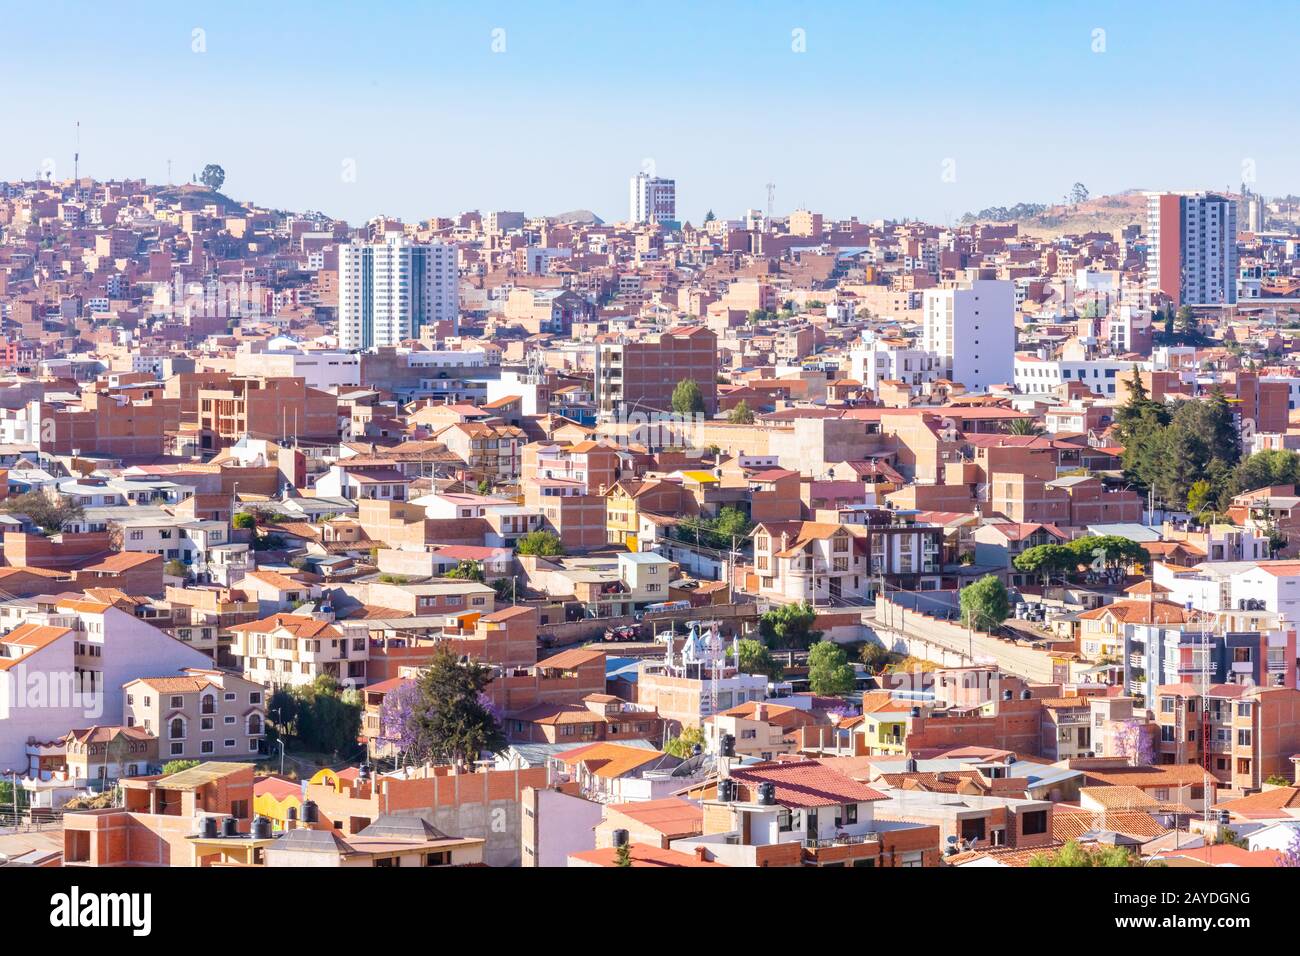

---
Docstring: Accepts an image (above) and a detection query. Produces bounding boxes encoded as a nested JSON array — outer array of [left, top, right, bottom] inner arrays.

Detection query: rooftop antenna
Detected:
[[74, 121, 80, 183], [167, 159, 173, 185], [764, 182, 776, 224]]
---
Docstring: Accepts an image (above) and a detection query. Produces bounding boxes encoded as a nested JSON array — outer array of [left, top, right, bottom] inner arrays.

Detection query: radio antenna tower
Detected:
[[765, 182, 776, 223]]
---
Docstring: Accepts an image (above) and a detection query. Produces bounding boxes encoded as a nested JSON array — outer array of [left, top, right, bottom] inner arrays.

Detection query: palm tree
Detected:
[[1006, 418, 1045, 436]]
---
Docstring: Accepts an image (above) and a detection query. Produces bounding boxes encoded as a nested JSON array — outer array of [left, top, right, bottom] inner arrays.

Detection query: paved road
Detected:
[[862, 607, 1056, 683]]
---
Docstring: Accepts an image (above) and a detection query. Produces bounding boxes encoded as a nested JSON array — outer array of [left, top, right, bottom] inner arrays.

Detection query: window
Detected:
[[201, 741, 214, 754], [1021, 810, 1048, 836]]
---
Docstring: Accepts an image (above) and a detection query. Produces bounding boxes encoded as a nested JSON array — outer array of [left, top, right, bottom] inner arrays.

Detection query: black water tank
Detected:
[[302, 800, 318, 824], [910, 707, 921, 718], [721, 734, 736, 758], [758, 782, 776, 805], [718, 779, 735, 802], [286, 806, 297, 822], [251, 816, 272, 839], [358, 762, 371, 781], [199, 816, 218, 839], [905, 757, 918, 773], [612, 828, 629, 848], [221, 816, 238, 838]]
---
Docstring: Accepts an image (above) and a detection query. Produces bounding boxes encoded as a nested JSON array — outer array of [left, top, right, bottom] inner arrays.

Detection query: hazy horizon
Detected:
[[2, 0, 1294, 225]]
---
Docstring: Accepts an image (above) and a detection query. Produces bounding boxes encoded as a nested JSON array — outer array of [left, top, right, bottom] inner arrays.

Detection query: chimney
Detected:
[[694, 845, 708, 863], [754, 702, 766, 722]]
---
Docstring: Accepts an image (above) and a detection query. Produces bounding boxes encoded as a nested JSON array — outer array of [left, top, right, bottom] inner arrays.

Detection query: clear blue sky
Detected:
[[1, 1, 1293, 225]]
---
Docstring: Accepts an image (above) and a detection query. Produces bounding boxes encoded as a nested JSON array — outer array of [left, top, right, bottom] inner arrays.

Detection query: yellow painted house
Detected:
[[857, 710, 910, 756], [253, 774, 304, 829]]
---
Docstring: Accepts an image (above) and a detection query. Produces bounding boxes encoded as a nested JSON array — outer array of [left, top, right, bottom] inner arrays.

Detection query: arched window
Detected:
[[247, 714, 263, 736], [169, 717, 184, 740]]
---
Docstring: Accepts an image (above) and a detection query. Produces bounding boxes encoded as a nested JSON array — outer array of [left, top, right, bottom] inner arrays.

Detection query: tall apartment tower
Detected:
[[629, 172, 676, 225], [1146, 191, 1238, 308], [338, 236, 458, 350], [921, 278, 1016, 393]]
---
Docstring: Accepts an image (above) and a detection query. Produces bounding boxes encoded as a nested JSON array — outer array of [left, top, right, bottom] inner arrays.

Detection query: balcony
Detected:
[[804, 832, 878, 849]]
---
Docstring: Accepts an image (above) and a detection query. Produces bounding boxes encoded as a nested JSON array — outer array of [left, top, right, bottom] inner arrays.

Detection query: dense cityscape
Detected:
[[0, 3, 1294, 937]]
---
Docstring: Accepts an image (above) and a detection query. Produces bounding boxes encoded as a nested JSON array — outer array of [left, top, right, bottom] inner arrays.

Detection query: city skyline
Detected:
[[3, 0, 1297, 225]]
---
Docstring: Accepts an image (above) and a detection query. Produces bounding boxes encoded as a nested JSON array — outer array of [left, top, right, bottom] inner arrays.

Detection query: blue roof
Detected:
[[606, 657, 641, 682]]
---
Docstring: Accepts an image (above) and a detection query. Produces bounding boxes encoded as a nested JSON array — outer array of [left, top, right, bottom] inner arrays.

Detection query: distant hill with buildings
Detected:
[[961, 190, 1148, 239]]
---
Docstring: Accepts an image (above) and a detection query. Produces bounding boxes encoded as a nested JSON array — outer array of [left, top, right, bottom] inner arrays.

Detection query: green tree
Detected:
[[1235, 450, 1300, 494], [3, 491, 85, 535], [164, 559, 189, 579], [476, 478, 492, 495], [664, 726, 705, 759], [728, 400, 755, 424], [199, 163, 226, 191], [1067, 535, 1150, 581], [959, 575, 1010, 633], [1187, 479, 1215, 515], [444, 559, 485, 582], [161, 759, 199, 776], [704, 209, 716, 222], [677, 506, 752, 551], [735, 638, 783, 681], [671, 379, 706, 416], [615, 841, 633, 866], [758, 601, 822, 650], [232, 512, 256, 530], [294, 674, 363, 755], [1012, 543, 1076, 586], [515, 530, 565, 556], [859, 642, 895, 671], [1029, 840, 1139, 867], [412, 646, 505, 767], [1175, 305, 1196, 334], [806, 641, 856, 696]]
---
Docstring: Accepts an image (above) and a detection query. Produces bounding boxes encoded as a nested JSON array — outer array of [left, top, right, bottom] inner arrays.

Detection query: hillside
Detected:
[[962, 190, 1148, 239]]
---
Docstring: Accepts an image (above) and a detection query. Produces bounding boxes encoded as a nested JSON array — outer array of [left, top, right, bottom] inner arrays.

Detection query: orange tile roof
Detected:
[[556, 742, 668, 779], [729, 760, 887, 808], [605, 797, 703, 837], [569, 844, 724, 867]]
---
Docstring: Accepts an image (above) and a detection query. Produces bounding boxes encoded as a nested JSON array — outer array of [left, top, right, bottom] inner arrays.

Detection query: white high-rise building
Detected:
[[921, 279, 1016, 393], [1146, 191, 1238, 307], [629, 172, 676, 225], [338, 236, 458, 350]]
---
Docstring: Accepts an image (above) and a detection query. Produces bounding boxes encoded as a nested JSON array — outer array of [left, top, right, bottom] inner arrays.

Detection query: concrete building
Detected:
[[629, 172, 676, 225], [595, 326, 718, 419], [122, 668, 267, 762], [1146, 191, 1239, 307], [339, 235, 459, 348], [921, 279, 1015, 393]]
